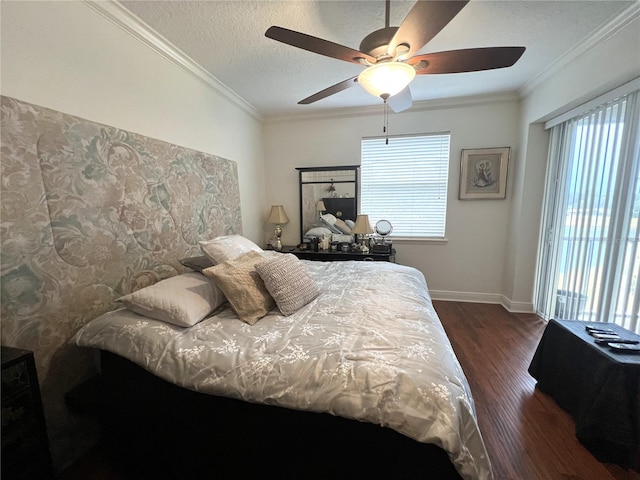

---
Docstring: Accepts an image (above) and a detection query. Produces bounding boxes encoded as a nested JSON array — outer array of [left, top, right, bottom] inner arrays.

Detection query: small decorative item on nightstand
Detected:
[[267, 205, 289, 251]]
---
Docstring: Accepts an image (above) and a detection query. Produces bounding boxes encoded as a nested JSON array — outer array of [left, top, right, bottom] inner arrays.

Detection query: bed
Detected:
[[73, 246, 492, 480]]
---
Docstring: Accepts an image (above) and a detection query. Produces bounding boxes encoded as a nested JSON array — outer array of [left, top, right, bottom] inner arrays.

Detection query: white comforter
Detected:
[[74, 260, 493, 480]]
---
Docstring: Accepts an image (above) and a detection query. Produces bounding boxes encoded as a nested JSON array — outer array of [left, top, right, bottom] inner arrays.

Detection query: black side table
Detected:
[[1, 346, 55, 479], [528, 319, 640, 470]]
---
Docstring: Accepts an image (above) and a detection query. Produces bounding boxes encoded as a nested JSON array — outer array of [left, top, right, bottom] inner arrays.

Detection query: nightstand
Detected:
[[1, 346, 54, 480], [281, 246, 396, 263]]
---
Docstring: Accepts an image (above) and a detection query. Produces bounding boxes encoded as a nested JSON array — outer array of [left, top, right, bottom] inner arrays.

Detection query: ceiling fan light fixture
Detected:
[[358, 61, 416, 99]]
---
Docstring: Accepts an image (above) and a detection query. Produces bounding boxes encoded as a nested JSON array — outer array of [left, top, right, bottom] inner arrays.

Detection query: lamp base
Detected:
[[274, 224, 283, 251]]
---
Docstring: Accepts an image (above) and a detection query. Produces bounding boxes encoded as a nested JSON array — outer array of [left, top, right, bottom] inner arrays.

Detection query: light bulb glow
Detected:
[[358, 62, 416, 99]]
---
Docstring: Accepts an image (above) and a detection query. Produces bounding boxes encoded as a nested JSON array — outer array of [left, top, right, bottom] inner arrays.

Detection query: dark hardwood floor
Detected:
[[59, 302, 639, 480]]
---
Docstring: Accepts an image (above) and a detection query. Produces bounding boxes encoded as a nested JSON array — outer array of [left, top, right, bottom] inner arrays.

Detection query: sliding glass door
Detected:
[[535, 91, 640, 333]]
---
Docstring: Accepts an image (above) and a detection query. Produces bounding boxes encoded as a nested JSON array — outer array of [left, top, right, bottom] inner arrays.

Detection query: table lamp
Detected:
[[316, 200, 326, 220], [267, 205, 289, 251], [351, 214, 374, 250]]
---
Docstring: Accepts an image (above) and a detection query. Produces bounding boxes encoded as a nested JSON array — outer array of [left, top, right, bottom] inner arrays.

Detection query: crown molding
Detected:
[[83, 0, 263, 121], [264, 91, 520, 124], [520, 2, 640, 97]]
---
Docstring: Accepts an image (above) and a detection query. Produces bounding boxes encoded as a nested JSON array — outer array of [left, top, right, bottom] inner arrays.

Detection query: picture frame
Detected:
[[459, 147, 510, 200]]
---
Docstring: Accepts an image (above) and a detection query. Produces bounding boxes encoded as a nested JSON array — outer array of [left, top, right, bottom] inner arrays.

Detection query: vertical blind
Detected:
[[361, 133, 450, 238], [535, 90, 640, 333]]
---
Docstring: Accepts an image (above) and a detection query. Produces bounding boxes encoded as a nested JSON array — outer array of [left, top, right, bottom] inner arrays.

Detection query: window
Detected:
[[535, 90, 640, 333], [360, 133, 450, 238]]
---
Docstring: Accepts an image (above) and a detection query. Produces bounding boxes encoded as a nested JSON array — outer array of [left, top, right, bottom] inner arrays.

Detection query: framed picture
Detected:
[[459, 147, 510, 200]]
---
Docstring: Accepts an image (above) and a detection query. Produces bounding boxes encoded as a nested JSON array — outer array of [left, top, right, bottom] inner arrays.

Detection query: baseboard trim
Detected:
[[429, 290, 535, 314], [501, 297, 536, 314]]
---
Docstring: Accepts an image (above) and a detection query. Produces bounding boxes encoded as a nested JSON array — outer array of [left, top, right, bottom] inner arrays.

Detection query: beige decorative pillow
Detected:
[[118, 273, 225, 327], [202, 251, 275, 325], [199, 234, 263, 265], [255, 254, 319, 316], [334, 218, 352, 234]]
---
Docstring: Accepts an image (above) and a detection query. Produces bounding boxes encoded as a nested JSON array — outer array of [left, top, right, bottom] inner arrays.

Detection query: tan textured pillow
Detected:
[[202, 251, 275, 325], [255, 254, 319, 316]]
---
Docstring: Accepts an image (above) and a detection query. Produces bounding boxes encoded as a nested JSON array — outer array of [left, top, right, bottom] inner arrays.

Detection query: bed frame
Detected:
[[96, 350, 464, 479]]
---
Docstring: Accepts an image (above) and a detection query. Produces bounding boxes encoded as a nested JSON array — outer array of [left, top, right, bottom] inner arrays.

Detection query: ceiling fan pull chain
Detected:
[[384, 100, 389, 145]]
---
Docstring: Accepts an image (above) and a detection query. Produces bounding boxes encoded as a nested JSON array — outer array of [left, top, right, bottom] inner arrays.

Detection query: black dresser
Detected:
[[284, 246, 396, 263], [1, 346, 54, 480]]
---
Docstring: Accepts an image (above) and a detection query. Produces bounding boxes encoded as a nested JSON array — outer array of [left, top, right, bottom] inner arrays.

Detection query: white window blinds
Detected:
[[535, 90, 640, 333], [361, 134, 450, 238]]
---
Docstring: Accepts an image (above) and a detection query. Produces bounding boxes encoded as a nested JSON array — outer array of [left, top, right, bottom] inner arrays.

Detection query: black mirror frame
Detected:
[[296, 165, 360, 244]]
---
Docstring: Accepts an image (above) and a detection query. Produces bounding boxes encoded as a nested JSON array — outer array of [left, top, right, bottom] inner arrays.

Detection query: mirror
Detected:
[[296, 166, 359, 243], [371, 219, 393, 253], [375, 220, 393, 237]]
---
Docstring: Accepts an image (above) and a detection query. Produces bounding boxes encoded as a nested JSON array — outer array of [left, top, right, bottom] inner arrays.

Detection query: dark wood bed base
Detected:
[[97, 350, 464, 480]]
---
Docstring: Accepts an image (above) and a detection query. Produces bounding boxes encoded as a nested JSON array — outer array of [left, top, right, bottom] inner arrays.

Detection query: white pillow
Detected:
[[345, 219, 355, 229], [319, 214, 342, 233], [305, 226, 333, 238], [118, 273, 225, 327], [320, 213, 337, 225], [199, 234, 263, 265]]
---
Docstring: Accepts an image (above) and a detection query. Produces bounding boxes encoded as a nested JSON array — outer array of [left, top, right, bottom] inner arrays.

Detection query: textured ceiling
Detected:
[[119, 0, 636, 118]]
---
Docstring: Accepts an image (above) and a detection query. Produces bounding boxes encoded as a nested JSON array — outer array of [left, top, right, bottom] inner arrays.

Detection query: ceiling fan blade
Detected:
[[409, 47, 526, 74], [388, 86, 412, 113], [388, 1, 469, 60], [298, 76, 359, 105], [266, 26, 376, 65]]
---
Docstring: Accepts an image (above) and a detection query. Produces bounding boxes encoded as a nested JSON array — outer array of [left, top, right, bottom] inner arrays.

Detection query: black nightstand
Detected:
[[281, 246, 396, 263], [1, 346, 54, 480]]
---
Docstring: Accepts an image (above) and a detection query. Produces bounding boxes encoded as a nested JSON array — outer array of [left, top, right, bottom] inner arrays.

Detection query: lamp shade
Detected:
[[358, 61, 416, 99], [267, 205, 289, 224], [351, 214, 374, 235], [316, 200, 327, 211]]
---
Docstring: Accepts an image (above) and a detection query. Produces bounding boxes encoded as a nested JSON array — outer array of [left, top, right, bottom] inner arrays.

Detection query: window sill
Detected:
[[390, 237, 448, 245]]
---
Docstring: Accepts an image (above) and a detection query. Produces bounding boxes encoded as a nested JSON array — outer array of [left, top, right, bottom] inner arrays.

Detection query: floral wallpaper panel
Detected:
[[0, 95, 242, 472]]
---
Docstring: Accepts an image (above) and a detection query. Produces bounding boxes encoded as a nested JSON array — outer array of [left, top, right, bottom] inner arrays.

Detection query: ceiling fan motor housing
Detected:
[[359, 27, 401, 63]]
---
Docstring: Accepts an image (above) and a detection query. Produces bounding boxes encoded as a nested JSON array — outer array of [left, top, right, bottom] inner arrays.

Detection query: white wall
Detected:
[[522, 13, 640, 126], [0, 1, 266, 243], [264, 95, 521, 300]]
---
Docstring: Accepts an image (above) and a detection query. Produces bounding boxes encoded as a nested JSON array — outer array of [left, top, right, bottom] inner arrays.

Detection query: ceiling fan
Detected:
[[265, 0, 525, 113]]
